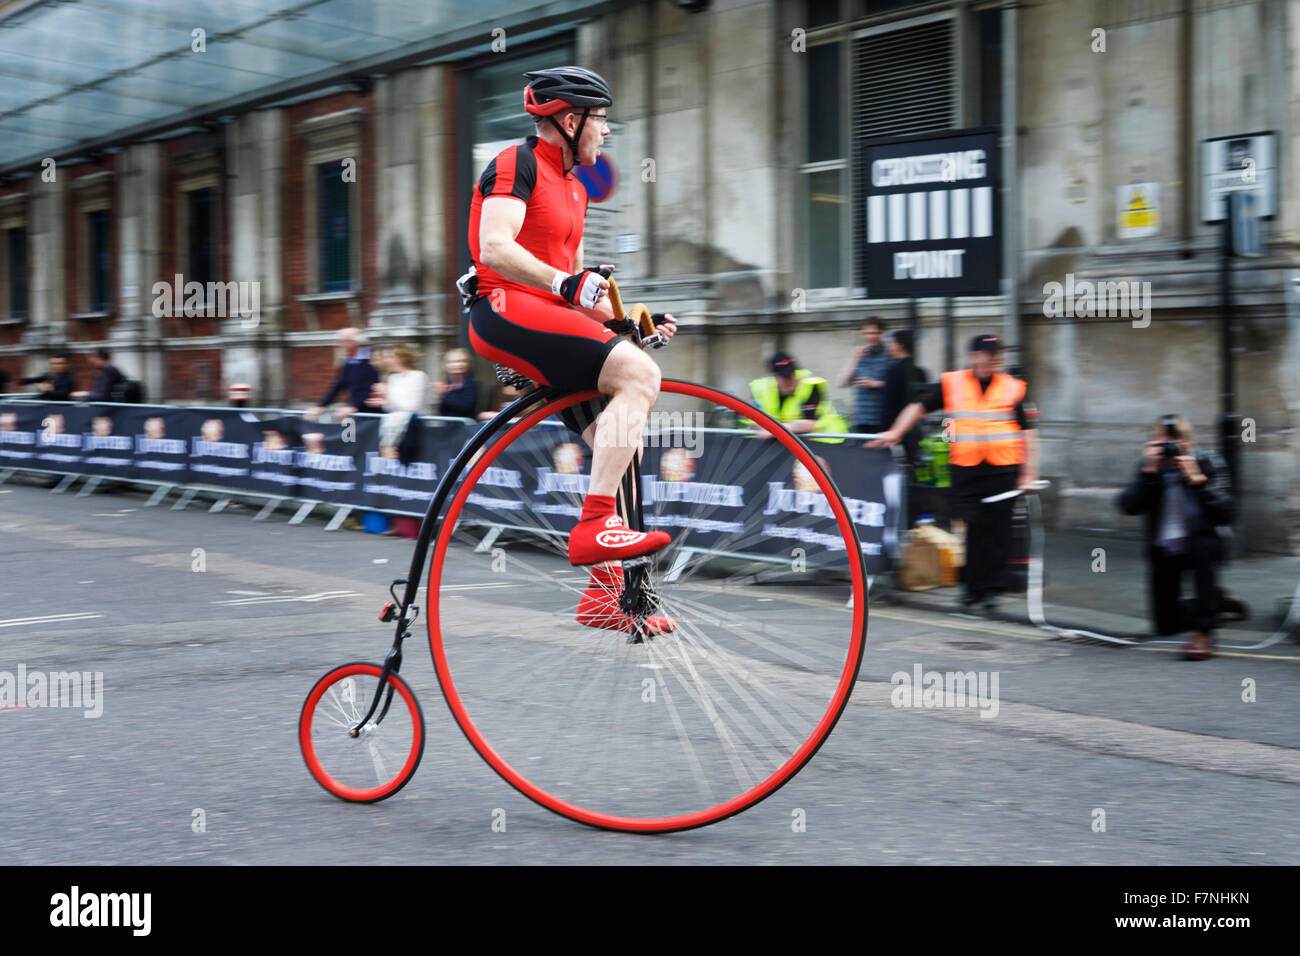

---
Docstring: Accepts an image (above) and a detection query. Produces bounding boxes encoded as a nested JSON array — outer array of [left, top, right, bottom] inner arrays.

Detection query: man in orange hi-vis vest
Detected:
[[870, 334, 1039, 612]]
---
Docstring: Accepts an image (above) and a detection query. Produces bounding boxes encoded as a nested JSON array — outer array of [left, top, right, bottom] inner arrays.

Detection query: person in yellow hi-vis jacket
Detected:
[[871, 334, 1039, 612], [740, 352, 848, 444]]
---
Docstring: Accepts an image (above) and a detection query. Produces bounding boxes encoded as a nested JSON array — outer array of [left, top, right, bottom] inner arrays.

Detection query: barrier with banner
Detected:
[[0, 400, 902, 574]]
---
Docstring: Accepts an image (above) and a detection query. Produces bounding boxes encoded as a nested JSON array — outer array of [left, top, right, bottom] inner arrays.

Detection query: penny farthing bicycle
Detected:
[[299, 279, 869, 833]]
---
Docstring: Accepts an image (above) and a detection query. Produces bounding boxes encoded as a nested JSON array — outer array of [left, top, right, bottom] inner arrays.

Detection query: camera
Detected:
[[1161, 414, 1181, 460]]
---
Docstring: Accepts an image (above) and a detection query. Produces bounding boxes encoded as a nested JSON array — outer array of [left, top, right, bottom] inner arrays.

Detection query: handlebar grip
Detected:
[[627, 303, 657, 338], [606, 276, 626, 321]]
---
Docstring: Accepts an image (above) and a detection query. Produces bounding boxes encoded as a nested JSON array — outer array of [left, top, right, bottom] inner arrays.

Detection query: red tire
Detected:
[[300, 661, 425, 803], [426, 380, 868, 832]]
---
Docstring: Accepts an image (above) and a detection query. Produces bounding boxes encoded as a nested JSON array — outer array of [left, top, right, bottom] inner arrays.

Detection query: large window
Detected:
[[296, 108, 362, 300], [318, 160, 353, 293], [87, 208, 111, 313], [187, 187, 217, 286], [5, 227, 25, 320], [801, 42, 846, 289]]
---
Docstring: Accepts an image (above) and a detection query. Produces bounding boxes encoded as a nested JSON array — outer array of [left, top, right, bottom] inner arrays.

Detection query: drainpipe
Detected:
[[1001, 0, 1019, 358]]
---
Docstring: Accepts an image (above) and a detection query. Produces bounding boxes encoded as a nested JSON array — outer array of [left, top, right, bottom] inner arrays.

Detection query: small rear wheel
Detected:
[[299, 661, 425, 803]]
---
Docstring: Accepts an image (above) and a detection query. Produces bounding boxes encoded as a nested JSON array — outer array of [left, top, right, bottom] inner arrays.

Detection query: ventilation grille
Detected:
[[851, 18, 958, 287]]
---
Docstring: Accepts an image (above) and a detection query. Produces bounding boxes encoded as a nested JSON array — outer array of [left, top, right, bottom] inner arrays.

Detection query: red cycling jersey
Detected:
[[468, 134, 587, 301], [466, 133, 618, 395]]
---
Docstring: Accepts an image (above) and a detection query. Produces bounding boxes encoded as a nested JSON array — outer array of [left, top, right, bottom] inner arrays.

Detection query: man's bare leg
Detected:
[[569, 339, 674, 632], [574, 340, 656, 574], [589, 340, 659, 496]]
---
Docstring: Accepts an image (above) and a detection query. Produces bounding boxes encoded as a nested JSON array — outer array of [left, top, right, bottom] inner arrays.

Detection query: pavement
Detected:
[[2, 472, 1300, 864], [881, 527, 1300, 654]]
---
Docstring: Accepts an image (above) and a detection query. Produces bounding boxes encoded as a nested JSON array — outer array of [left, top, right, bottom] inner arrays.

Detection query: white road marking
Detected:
[[211, 591, 359, 607], [438, 583, 522, 591], [0, 612, 104, 628]]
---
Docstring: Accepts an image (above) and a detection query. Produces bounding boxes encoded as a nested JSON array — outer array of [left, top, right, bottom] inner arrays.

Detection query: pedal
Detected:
[[378, 601, 398, 623]]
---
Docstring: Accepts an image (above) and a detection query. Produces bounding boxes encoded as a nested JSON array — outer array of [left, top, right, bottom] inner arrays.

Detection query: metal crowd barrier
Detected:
[[0, 396, 905, 585], [0, 395, 476, 529]]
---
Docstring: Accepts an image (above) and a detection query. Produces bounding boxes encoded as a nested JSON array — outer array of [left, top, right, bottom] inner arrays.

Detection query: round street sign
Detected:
[[575, 154, 617, 203]]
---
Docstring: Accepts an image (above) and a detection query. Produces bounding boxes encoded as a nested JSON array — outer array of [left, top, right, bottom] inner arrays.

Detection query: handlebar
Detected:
[[606, 277, 667, 350]]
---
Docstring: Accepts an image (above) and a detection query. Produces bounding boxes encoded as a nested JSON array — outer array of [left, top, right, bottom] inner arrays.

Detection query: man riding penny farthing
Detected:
[[299, 67, 869, 833]]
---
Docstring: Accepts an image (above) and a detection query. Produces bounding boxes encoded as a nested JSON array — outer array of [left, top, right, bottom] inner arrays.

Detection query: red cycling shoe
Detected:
[[575, 563, 677, 635], [567, 496, 669, 566]]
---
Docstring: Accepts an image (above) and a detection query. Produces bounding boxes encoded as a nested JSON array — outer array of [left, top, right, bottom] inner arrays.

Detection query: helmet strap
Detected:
[[547, 107, 591, 171]]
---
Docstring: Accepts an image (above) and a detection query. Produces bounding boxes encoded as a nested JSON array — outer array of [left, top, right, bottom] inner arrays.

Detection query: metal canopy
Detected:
[[0, 0, 621, 175]]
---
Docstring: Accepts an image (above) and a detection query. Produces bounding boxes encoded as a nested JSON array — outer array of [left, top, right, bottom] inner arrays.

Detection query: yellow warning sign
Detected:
[[1123, 192, 1156, 228], [1117, 182, 1160, 238]]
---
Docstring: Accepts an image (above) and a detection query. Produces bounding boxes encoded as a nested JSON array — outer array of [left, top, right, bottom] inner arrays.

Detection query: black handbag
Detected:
[[396, 414, 422, 466]]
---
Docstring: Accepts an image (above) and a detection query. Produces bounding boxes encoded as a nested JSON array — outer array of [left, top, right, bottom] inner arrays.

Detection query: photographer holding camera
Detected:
[[1118, 415, 1244, 660]]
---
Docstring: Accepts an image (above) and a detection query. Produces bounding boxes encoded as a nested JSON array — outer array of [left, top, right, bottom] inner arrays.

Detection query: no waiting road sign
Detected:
[[574, 154, 617, 203]]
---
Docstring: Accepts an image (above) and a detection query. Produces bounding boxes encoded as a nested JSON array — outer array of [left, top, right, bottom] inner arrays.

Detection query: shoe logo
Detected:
[[603, 515, 624, 528], [596, 530, 647, 548]]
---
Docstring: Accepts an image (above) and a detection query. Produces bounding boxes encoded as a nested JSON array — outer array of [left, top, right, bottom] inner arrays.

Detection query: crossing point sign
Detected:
[[863, 129, 1001, 297]]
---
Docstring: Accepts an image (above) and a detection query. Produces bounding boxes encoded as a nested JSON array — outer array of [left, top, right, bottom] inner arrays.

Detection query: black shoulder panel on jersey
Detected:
[[477, 157, 498, 198], [477, 142, 538, 203], [510, 141, 538, 202]]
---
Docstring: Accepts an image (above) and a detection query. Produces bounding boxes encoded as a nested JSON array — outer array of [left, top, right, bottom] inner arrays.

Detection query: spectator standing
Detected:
[[1117, 416, 1241, 661], [305, 327, 378, 421], [879, 329, 929, 461], [872, 334, 1039, 612], [743, 352, 848, 444], [20, 354, 76, 401], [71, 348, 126, 401], [839, 318, 891, 435], [435, 348, 480, 419], [366, 345, 429, 457]]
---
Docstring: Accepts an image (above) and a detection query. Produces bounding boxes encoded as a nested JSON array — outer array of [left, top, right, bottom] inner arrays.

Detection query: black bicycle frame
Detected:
[[353, 383, 558, 730]]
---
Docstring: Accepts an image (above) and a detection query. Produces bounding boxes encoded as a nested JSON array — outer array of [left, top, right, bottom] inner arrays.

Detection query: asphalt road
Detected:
[[2, 478, 1298, 864]]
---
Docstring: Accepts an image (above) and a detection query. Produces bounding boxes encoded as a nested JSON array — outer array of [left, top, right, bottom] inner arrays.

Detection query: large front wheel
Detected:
[[427, 380, 869, 832]]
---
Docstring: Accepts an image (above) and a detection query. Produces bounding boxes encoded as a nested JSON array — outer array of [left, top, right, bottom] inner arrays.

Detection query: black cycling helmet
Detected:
[[523, 66, 612, 114], [523, 66, 612, 166]]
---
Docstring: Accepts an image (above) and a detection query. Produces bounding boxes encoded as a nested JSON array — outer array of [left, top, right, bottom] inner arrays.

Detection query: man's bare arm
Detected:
[[480, 197, 569, 291], [1020, 429, 1040, 485], [866, 401, 925, 447]]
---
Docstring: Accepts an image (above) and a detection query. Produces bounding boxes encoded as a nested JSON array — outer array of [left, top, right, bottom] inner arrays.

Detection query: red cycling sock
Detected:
[[581, 494, 616, 521]]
